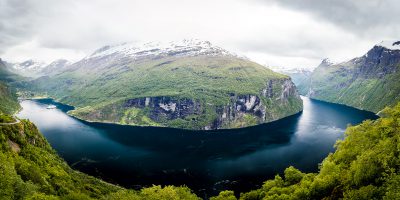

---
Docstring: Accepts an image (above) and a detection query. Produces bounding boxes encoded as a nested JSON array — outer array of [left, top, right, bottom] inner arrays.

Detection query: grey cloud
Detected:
[[260, 0, 400, 39], [0, 0, 81, 52], [0, 0, 36, 53], [1, 0, 397, 67]]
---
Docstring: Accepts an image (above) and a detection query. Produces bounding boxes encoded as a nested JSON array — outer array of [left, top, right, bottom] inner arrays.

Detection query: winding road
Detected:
[[0, 118, 20, 126]]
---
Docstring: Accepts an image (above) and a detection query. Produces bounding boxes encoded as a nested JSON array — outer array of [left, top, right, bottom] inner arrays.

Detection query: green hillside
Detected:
[[309, 45, 400, 113], [26, 44, 303, 130], [0, 116, 200, 200]]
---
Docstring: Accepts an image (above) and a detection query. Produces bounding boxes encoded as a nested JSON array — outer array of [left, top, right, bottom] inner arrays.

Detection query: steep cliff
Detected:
[[27, 39, 303, 130], [308, 41, 400, 113]]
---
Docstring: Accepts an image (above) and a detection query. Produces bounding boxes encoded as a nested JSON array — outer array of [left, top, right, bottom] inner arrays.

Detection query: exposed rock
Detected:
[[7, 139, 20, 153], [125, 97, 202, 121]]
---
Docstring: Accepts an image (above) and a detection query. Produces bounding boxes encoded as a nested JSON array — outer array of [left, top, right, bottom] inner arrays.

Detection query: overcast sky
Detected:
[[1, 0, 399, 68]]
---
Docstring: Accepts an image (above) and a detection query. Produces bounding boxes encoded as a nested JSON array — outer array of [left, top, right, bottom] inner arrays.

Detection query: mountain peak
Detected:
[[87, 39, 237, 60], [376, 40, 400, 50], [318, 58, 335, 67]]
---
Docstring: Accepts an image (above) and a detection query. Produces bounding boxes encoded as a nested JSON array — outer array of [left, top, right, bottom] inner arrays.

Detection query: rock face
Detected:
[[124, 97, 202, 121], [307, 40, 400, 113]]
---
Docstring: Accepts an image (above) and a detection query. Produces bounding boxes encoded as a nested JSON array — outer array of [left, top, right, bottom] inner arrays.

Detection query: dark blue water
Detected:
[[17, 97, 377, 198]]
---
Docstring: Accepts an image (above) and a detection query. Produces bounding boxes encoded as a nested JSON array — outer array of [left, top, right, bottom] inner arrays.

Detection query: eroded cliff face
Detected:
[[119, 78, 302, 130], [124, 97, 202, 121]]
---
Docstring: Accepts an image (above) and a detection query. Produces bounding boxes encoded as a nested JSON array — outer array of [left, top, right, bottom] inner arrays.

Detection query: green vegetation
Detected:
[[214, 102, 400, 200], [25, 55, 302, 129], [0, 82, 20, 115], [0, 117, 200, 200], [0, 114, 16, 123], [0, 60, 22, 114]]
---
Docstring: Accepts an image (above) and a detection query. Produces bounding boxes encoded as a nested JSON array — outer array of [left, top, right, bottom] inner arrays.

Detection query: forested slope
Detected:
[[213, 102, 400, 200]]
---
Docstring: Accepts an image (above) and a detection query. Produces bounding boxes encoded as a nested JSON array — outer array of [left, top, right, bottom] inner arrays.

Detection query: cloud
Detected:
[[0, 0, 398, 68], [259, 0, 400, 39], [0, 0, 35, 52]]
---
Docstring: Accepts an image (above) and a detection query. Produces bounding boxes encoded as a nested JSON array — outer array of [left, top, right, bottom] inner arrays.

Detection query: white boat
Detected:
[[46, 105, 57, 109]]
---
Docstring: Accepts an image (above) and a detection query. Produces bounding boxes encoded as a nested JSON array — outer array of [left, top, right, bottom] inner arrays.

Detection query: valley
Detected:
[[1, 38, 400, 199]]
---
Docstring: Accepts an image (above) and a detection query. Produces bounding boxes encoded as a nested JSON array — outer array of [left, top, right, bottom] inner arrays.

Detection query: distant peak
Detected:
[[320, 58, 335, 67], [376, 40, 400, 50], [10, 59, 47, 71]]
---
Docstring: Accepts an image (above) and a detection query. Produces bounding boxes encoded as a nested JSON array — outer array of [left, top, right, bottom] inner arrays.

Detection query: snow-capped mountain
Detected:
[[268, 65, 313, 96], [6, 59, 72, 78], [86, 39, 239, 61], [40, 59, 71, 76], [268, 66, 313, 74], [11, 59, 47, 72], [7, 59, 48, 77]]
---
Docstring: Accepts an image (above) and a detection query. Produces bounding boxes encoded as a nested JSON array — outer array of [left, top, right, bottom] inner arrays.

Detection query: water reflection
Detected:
[[16, 97, 377, 197]]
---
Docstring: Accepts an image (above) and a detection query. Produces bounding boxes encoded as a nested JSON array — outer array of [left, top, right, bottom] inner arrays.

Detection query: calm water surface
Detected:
[[17, 97, 377, 198]]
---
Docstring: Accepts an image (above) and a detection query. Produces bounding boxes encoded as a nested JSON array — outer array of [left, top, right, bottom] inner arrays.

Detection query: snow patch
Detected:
[[11, 59, 47, 71]]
